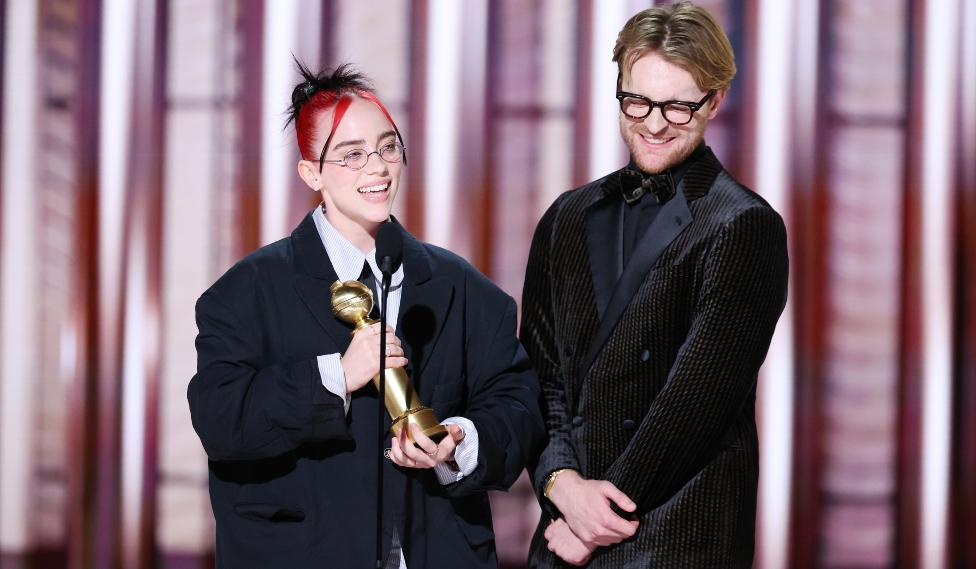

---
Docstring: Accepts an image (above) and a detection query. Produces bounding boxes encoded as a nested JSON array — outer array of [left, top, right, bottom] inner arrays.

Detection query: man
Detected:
[[521, 2, 788, 567]]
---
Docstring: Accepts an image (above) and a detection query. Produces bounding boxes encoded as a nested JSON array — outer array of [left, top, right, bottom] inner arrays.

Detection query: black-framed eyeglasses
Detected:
[[320, 141, 406, 171], [615, 90, 716, 125]]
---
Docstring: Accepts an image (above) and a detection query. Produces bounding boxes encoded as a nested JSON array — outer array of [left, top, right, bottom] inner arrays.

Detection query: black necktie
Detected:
[[358, 261, 380, 320]]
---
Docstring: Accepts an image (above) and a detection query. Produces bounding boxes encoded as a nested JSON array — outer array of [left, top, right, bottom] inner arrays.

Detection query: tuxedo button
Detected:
[[572, 416, 584, 427], [640, 349, 650, 362], [622, 419, 636, 430]]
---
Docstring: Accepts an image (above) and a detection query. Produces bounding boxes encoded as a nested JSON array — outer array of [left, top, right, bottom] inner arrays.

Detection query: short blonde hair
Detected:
[[613, 1, 736, 92]]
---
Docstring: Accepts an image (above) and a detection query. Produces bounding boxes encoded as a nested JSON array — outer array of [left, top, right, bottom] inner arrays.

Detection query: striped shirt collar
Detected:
[[311, 205, 405, 288]]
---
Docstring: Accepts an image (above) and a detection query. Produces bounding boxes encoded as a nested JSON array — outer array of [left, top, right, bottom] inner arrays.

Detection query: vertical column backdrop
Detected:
[[5, 2, 976, 569], [695, 0, 756, 184], [93, 0, 139, 565], [754, 0, 796, 566], [237, 0, 263, 256], [788, 0, 829, 565], [482, 5, 550, 562], [0, 1, 102, 568], [117, 0, 166, 566], [68, 0, 103, 567], [486, 0, 545, 298], [794, 1, 911, 567], [0, 0, 41, 564], [286, 1, 323, 228], [913, 0, 963, 567], [37, 1, 97, 566], [158, 0, 244, 567], [950, 0, 976, 564], [329, 0, 411, 225]]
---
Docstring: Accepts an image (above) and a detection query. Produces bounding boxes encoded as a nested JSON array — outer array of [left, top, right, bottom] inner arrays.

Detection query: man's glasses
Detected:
[[616, 90, 716, 125], [320, 141, 406, 171]]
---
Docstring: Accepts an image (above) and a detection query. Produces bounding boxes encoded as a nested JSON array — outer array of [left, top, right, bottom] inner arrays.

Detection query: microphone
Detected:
[[374, 220, 401, 569], [376, 221, 403, 279]]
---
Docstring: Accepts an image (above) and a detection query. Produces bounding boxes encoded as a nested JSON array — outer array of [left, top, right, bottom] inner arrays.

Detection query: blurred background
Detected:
[[1, 0, 974, 567]]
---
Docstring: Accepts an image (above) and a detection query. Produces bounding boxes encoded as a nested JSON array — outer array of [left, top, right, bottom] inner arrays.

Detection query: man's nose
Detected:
[[643, 106, 669, 133]]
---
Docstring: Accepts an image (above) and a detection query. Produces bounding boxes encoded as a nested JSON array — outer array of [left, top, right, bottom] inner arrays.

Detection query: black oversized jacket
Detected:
[[189, 214, 545, 569]]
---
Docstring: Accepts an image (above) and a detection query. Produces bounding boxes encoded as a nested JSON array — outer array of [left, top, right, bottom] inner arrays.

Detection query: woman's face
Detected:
[[301, 97, 403, 241]]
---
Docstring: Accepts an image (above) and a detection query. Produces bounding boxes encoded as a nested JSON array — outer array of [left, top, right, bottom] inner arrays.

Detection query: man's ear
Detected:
[[297, 160, 321, 191], [706, 89, 727, 120]]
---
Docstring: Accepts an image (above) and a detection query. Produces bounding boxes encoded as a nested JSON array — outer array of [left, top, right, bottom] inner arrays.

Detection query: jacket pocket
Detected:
[[233, 502, 306, 523]]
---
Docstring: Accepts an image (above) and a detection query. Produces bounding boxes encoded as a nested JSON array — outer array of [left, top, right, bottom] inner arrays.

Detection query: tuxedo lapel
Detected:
[[578, 148, 724, 379], [579, 194, 691, 378], [585, 179, 625, 320], [291, 214, 354, 351], [395, 225, 454, 401]]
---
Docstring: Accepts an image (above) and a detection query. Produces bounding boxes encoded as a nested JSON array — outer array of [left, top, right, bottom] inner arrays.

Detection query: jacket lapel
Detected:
[[395, 224, 454, 401], [291, 214, 354, 351], [578, 148, 723, 379], [585, 181, 625, 320]]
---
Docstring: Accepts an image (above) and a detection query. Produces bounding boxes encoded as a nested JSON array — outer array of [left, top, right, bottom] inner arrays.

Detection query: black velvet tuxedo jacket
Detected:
[[522, 148, 788, 568], [188, 214, 545, 569]]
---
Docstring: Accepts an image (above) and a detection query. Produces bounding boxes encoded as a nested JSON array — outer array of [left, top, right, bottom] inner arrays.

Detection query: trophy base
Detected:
[[390, 407, 448, 446]]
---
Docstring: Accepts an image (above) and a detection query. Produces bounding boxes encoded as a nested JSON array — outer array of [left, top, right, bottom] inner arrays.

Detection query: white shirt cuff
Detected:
[[433, 416, 479, 485], [316, 353, 350, 415]]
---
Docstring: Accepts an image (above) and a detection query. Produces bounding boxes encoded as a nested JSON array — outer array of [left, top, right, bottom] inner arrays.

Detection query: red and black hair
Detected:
[[285, 59, 406, 171]]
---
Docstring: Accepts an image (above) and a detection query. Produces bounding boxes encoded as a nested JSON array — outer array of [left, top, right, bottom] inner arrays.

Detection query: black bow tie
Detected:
[[619, 169, 675, 205]]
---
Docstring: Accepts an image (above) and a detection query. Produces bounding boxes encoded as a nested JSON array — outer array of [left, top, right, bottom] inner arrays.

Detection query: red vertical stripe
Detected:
[[950, 11, 976, 563], [67, 1, 103, 567], [406, 0, 428, 237], [786, 0, 830, 562], [116, 0, 168, 566], [572, 0, 593, 188], [238, 0, 263, 254], [734, 0, 758, 188], [896, 0, 926, 565], [480, 0, 502, 276], [456, 0, 490, 271]]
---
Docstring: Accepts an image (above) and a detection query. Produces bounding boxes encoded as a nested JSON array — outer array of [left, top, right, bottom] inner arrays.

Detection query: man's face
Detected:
[[618, 52, 725, 174]]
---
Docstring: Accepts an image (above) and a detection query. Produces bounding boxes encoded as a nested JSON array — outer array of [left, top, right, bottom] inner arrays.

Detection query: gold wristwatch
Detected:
[[543, 468, 574, 500]]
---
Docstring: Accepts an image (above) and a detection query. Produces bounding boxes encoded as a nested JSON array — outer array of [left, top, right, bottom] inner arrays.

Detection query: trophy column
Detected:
[[330, 279, 448, 444]]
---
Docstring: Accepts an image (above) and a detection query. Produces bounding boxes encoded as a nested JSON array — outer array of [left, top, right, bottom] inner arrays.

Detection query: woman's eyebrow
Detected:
[[331, 138, 366, 151]]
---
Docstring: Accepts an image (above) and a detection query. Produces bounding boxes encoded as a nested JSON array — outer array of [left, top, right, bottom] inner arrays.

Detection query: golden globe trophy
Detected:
[[331, 279, 448, 445]]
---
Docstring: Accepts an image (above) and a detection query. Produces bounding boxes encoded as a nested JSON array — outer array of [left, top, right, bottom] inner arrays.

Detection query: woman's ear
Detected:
[[297, 160, 321, 191]]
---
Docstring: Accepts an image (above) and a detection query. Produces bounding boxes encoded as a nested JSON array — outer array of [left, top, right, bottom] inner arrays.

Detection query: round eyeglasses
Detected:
[[616, 90, 716, 125], [321, 141, 406, 171]]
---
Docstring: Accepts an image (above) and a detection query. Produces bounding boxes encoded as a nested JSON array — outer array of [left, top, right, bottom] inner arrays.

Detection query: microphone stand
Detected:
[[376, 266, 392, 569]]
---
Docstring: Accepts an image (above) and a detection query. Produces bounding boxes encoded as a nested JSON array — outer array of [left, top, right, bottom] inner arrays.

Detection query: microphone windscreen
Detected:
[[376, 221, 404, 275]]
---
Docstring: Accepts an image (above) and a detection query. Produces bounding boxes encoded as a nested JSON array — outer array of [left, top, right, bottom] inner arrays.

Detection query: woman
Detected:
[[188, 62, 545, 569]]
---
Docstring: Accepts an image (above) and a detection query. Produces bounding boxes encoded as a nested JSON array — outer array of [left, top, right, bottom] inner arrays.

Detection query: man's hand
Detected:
[[544, 517, 595, 566], [340, 323, 407, 393], [548, 470, 639, 547]]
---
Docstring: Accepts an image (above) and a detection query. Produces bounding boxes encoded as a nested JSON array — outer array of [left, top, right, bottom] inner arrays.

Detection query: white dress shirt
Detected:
[[311, 206, 479, 568]]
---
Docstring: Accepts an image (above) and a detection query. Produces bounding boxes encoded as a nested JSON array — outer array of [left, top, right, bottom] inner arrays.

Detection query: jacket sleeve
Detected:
[[187, 286, 350, 462], [603, 205, 788, 512], [440, 279, 547, 498], [519, 198, 581, 502]]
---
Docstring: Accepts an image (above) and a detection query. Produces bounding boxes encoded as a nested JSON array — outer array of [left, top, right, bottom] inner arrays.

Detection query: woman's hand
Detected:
[[340, 323, 407, 394], [387, 423, 466, 469]]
